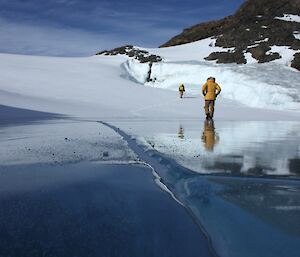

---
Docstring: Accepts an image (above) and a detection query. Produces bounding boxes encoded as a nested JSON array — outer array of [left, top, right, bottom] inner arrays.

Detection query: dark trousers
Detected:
[[204, 100, 215, 117]]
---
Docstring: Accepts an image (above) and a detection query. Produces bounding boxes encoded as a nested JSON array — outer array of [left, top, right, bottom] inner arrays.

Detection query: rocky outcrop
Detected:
[[161, 0, 300, 69], [247, 44, 281, 63], [96, 45, 162, 63], [205, 50, 246, 64], [291, 52, 300, 70]]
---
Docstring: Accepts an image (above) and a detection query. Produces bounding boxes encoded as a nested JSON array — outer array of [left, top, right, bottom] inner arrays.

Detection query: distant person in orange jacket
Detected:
[[179, 83, 185, 98], [202, 77, 221, 119]]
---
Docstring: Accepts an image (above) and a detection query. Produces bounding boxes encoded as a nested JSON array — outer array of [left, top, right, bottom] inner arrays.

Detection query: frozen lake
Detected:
[[0, 162, 213, 257], [0, 110, 299, 257]]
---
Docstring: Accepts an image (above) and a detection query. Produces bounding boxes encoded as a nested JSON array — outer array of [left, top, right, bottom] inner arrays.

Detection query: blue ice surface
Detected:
[[0, 162, 214, 257], [1, 115, 299, 257], [134, 148, 300, 257], [0, 105, 63, 126], [168, 169, 300, 257], [102, 120, 300, 257]]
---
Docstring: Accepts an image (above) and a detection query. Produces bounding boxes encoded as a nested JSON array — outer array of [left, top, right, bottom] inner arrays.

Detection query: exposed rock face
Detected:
[[205, 50, 247, 64], [291, 52, 300, 70], [161, 0, 300, 69], [96, 45, 162, 63], [247, 44, 281, 63]]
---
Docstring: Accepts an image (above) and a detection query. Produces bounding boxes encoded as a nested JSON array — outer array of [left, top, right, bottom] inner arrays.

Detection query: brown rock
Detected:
[[160, 0, 300, 65]]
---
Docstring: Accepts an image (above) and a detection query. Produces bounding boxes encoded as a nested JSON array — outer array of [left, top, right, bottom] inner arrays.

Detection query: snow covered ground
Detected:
[[0, 36, 299, 120]]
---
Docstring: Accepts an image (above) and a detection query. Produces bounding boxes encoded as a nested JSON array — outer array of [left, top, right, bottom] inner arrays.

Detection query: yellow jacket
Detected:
[[179, 84, 185, 92], [202, 79, 221, 100]]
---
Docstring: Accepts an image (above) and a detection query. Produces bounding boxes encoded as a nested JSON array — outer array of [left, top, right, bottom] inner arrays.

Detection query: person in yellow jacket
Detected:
[[179, 83, 185, 98], [202, 77, 221, 119]]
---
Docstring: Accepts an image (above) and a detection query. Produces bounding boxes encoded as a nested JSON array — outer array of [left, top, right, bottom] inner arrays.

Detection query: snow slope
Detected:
[[0, 37, 299, 121], [144, 36, 300, 66], [275, 14, 300, 23], [0, 53, 183, 119]]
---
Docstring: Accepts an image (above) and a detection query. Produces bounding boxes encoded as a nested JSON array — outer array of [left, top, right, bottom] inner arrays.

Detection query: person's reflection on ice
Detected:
[[201, 120, 219, 152], [178, 125, 184, 139]]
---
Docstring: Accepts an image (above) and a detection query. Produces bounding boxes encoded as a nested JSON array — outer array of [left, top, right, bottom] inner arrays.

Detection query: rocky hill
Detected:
[[161, 0, 300, 70], [96, 45, 162, 63]]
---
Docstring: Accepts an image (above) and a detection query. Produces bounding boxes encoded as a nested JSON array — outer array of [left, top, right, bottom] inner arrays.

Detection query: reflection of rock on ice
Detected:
[[201, 120, 219, 152]]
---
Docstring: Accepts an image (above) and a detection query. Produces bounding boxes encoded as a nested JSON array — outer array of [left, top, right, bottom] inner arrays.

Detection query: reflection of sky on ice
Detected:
[[177, 175, 300, 257], [133, 121, 300, 177], [0, 162, 214, 257], [115, 119, 300, 256], [137, 144, 300, 257]]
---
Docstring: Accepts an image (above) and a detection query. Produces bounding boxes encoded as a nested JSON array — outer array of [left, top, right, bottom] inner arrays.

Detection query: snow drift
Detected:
[[125, 59, 300, 111]]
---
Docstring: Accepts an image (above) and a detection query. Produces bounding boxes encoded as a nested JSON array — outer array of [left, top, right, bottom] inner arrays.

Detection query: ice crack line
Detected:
[[98, 120, 220, 257], [130, 160, 184, 206], [98, 121, 184, 206]]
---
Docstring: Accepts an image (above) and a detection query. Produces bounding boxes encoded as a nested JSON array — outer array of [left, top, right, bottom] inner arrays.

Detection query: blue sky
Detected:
[[0, 0, 244, 56]]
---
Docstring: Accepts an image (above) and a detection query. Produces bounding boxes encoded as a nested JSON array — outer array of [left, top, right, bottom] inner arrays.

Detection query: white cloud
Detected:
[[0, 17, 179, 56], [0, 18, 122, 56]]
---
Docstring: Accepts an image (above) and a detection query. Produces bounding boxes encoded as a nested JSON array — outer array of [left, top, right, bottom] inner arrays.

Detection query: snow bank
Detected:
[[125, 59, 300, 111]]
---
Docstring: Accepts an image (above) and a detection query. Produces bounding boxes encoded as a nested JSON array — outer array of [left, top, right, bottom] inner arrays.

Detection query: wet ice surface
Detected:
[[1, 116, 300, 257], [0, 162, 212, 257], [0, 119, 136, 165], [165, 170, 300, 257], [114, 119, 300, 177], [0, 117, 214, 257], [110, 119, 300, 257]]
